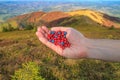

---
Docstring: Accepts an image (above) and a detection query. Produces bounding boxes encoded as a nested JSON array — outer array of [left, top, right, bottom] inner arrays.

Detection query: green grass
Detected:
[[58, 15, 120, 39], [0, 15, 120, 80], [0, 26, 120, 80], [12, 62, 45, 80]]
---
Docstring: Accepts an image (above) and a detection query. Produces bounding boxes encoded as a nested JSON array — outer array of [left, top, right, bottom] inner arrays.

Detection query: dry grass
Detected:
[[0, 27, 120, 80], [67, 9, 104, 24]]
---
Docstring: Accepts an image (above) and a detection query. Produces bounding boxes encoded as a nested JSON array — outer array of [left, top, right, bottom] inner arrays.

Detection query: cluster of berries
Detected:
[[47, 31, 71, 49]]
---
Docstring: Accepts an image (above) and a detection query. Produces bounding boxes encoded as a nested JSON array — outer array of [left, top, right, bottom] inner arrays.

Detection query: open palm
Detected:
[[36, 26, 88, 59]]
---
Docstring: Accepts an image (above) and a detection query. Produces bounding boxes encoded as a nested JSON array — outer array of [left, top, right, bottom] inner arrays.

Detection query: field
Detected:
[[0, 25, 120, 80], [0, 0, 120, 80]]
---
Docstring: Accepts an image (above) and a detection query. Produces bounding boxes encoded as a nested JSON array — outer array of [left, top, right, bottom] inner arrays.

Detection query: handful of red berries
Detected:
[[47, 31, 71, 49]]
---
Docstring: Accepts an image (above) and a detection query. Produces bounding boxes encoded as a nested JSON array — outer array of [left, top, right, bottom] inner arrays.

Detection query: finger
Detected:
[[36, 31, 63, 56], [37, 27, 48, 38], [51, 27, 68, 31], [37, 27, 45, 34], [36, 31, 45, 38], [41, 26, 49, 38], [42, 26, 49, 34], [38, 35, 63, 55]]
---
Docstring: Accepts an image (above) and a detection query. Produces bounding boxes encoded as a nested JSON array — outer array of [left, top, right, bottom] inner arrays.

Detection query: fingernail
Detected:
[[36, 32, 38, 36]]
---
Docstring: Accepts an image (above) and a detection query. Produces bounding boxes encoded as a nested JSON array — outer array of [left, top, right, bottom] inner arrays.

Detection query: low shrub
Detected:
[[11, 62, 45, 80]]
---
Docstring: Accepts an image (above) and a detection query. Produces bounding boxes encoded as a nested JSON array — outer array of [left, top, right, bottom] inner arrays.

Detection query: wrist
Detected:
[[85, 38, 103, 60]]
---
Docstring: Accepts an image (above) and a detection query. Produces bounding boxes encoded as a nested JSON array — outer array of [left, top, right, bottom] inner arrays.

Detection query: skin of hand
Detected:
[[87, 39, 120, 62], [36, 26, 88, 59], [36, 26, 120, 61]]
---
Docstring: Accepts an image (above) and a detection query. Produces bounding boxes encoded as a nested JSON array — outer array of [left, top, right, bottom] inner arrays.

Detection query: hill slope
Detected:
[[67, 9, 120, 28], [12, 9, 120, 28], [8, 11, 46, 24], [1, 10, 120, 80], [0, 23, 120, 80], [1, 9, 120, 32]]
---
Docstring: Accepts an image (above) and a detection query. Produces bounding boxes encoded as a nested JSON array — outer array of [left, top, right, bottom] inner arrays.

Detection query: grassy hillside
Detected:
[[67, 9, 120, 28], [67, 9, 104, 24], [0, 23, 120, 80], [0, 9, 119, 32]]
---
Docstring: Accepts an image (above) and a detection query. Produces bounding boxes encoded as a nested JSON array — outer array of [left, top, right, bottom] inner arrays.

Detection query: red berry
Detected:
[[47, 30, 71, 50]]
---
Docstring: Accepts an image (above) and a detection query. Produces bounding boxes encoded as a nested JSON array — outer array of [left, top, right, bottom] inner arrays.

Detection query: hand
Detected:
[[36, 26, 88, 59]]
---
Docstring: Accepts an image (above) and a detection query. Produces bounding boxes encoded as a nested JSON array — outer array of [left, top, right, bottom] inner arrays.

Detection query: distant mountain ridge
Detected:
[[6, 9, 120, 29], [67, 9, 120, 28], [8, 11, 46, 23], [7, 11, 70, 28], [0, 1, 120, 21]]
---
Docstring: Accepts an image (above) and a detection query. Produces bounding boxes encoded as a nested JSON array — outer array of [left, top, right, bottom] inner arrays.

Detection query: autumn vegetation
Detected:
[[0, 10, 120, 80]]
